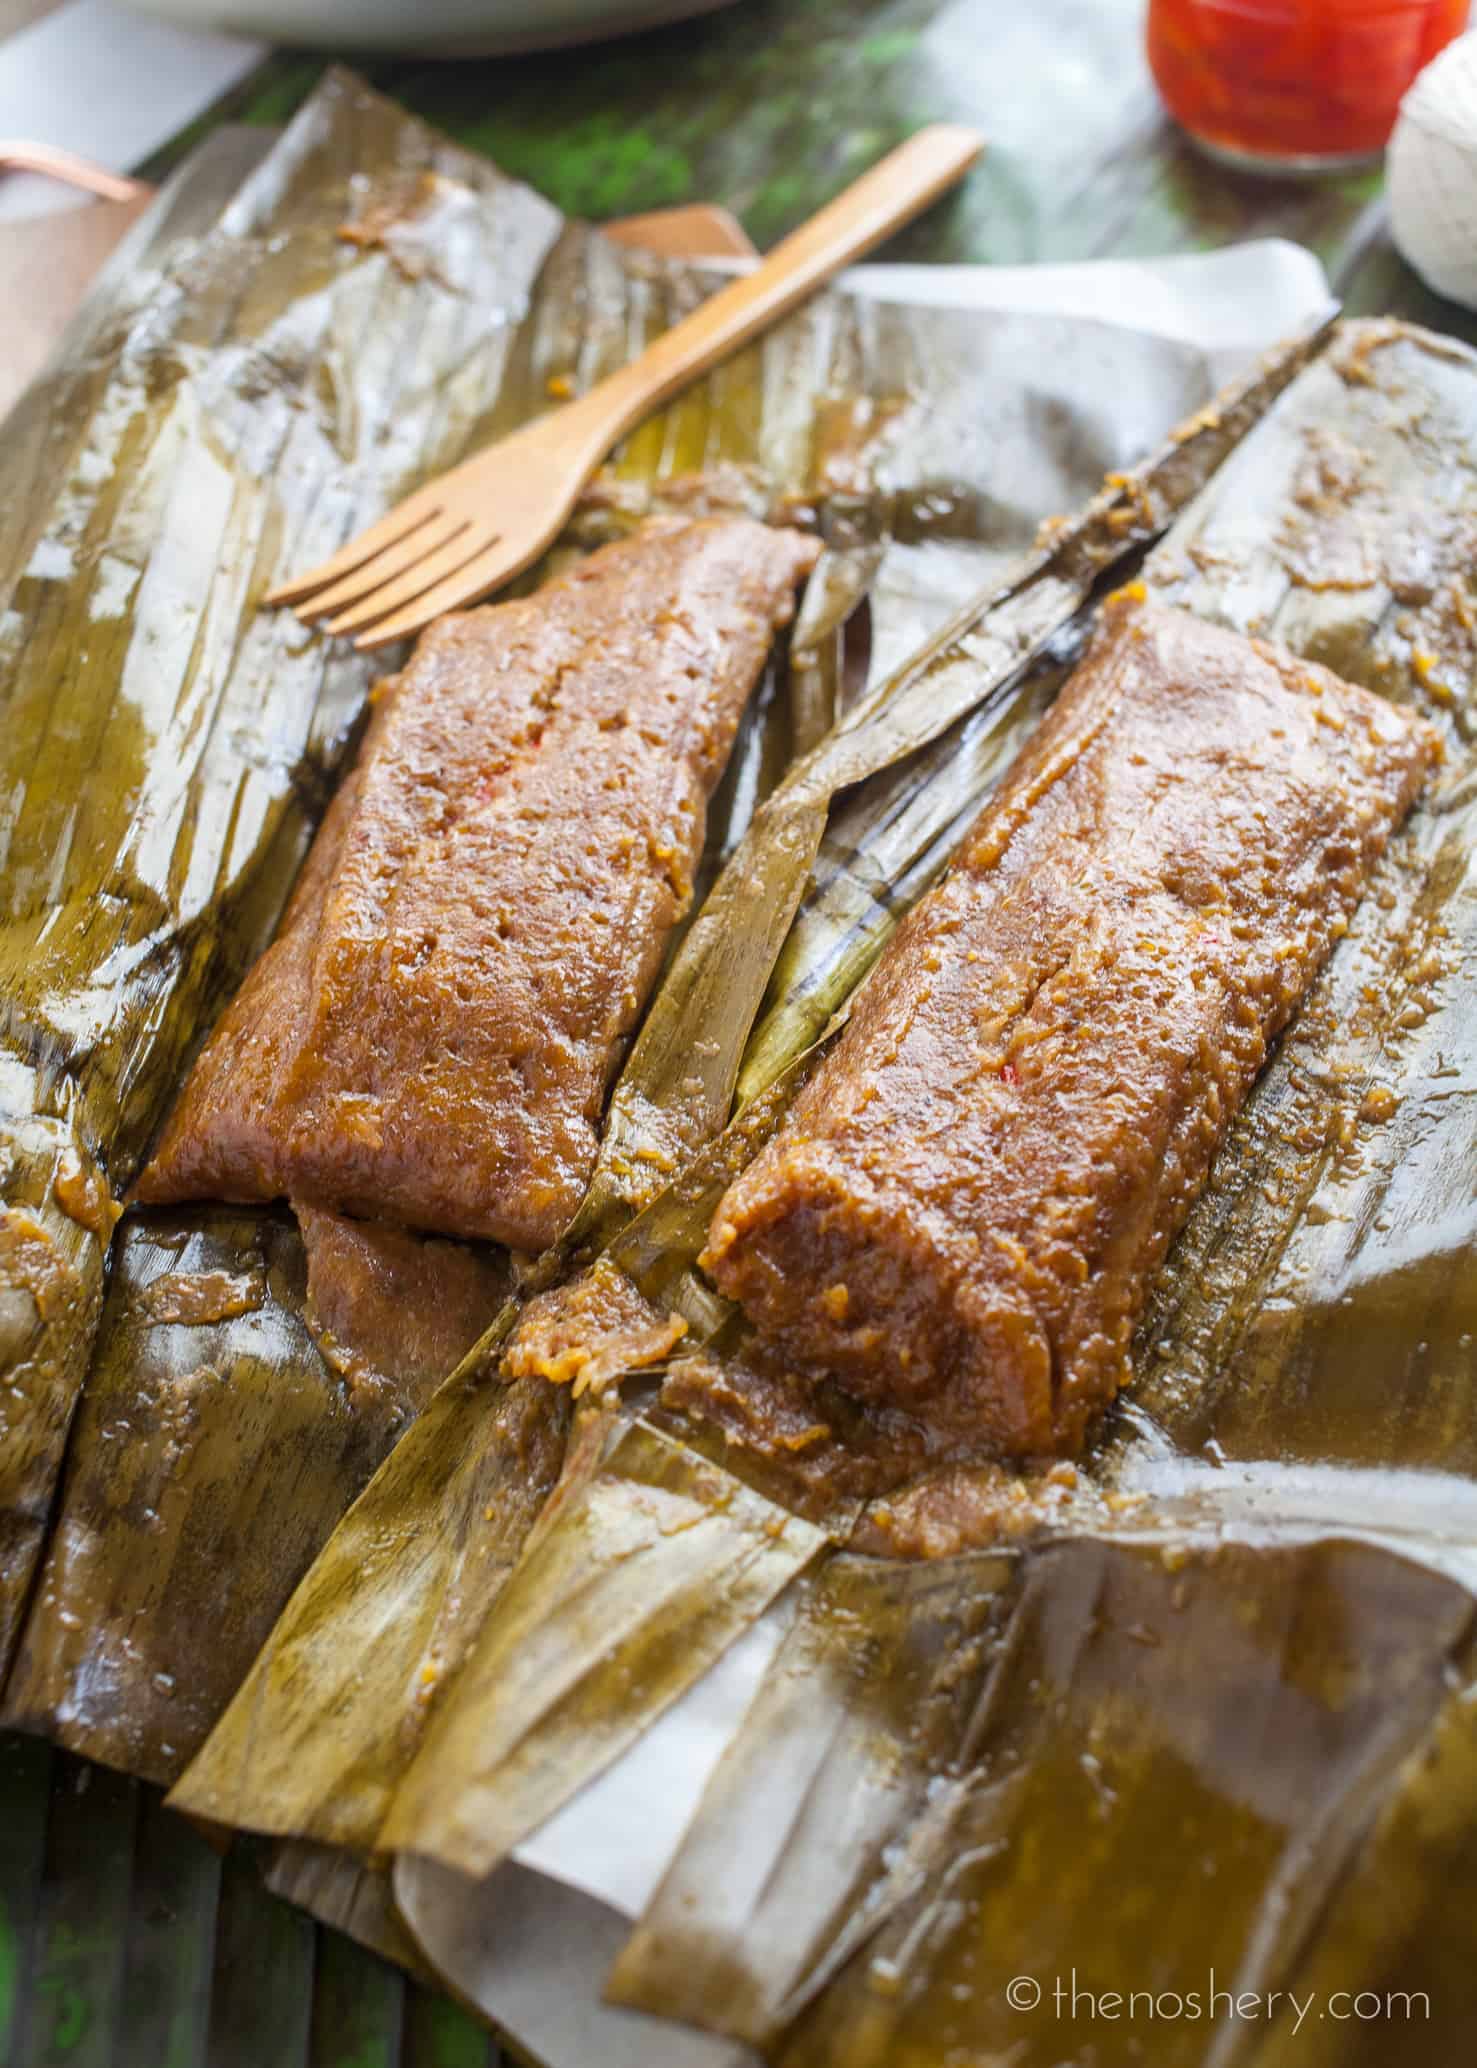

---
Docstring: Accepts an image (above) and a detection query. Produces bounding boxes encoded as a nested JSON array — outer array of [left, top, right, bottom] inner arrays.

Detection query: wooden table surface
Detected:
[[152, 0, 1469, 329], [2, 3, 1471, 2065]]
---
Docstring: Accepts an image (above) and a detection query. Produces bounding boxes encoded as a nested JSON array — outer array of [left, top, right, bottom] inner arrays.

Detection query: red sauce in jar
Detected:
[[1148, 0, 1471, 167]]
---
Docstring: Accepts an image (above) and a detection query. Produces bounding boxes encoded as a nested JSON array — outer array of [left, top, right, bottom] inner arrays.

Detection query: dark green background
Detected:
[[151, 0, 1472, 328], [3, 1, 1470, 2063]]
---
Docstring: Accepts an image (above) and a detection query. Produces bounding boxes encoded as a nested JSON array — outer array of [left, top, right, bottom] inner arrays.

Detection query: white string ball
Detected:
[[1388, 31, 1477, 311]]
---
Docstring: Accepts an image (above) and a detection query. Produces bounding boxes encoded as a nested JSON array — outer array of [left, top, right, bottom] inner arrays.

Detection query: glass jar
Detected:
[[1147, 0, 1471, 172]]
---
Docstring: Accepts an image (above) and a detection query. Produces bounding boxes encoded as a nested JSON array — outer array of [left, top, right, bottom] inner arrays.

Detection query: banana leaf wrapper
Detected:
[[376, 1419, 825, 1876], [9, 69, 1289, 1791], [771, 1531, 1477, 2068], [1117, 319, 1477, 1484], [603, 320, 1477, 2061], [174, 1395, 822, 1858], [0, 75, 951, 1750], [0, 1094, 108, 1675], [2, 68, 1266, 1778], [0, 70, 568, 1679], [608, 1549, 1020, 2041], [185, 320, 1475, 2049], [203, 319, 1467, 2044], [164, 323, 1325, 1860], [0, 127, 278, 1669], [169, 1366, 576, 1849], [22, 74, 1464, 2067], [0, 1205, 467, 1787], [619, 1509, 1477, 2061], [1252, 1677, 1477, 2068]]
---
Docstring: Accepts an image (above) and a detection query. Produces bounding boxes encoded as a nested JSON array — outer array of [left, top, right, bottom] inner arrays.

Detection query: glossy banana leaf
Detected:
[[160, 317, 1477, 2062], [172, 1384, 823, 1859], [2, 1206, 457, 1785], [607, 1549, 1019, 2040], [1254, 1675, 1477, 2067], [235, 320, 1473, 2044], [0, 1098, 107, 1671], [775, 1530, 1477, 2068], [163, 311, 1327, 1873], [0, 126, 273, 1670], [602, 320, 1477, 2064], [166, 1369, 574, 1849], [14, 63, 1473, 2068], [377, 1419, 825, 1877], [0, 69, 566, 1685], [6, 62, 1278, 1801], [1121, 320, 1477, 1485]]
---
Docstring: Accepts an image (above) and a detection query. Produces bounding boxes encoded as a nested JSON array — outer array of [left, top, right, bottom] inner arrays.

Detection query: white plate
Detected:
[[128, 0, 739, 56]]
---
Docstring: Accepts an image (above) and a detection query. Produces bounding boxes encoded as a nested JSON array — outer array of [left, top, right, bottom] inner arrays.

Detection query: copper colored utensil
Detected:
[[0, 139, 148, 200], [0, 133, 756, 426], [270, 124, 985, 648], [0, 143, 152, 420]]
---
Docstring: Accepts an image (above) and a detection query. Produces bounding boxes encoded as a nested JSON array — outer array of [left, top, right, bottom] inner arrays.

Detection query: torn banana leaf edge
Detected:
[[0, 68, 569, 1731], [17, 71, 1473, 2068], [6, 66, 1307, 1799], [600, 320, 1477, 2061], [193, 319, 1477, 2060], [168, 314, 1341, 1881]]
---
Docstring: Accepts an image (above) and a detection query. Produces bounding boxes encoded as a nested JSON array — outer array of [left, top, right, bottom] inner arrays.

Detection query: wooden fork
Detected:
[[269, 124, 983, 650]]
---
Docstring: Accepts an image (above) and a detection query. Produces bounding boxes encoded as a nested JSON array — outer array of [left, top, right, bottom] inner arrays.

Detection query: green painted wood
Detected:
[[0, 1735, 52, 2063], [118, 1793, 224, 2068], [204, 1852, 316, 2068], [15, 3, 1476, 2064], [140, 0, 1471, 346], [308, 1929, 404, 2068], [0, 1743, 503, 2068], [399, 1989, 503, 2068], [17, 1757, 137, 2068]]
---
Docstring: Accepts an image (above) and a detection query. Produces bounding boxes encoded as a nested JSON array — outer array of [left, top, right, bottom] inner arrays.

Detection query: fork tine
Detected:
[[265, 496, 444, 607], [324, 524, 494, 637], [303, 515, 471, 624], [351, 532, 545, 650]]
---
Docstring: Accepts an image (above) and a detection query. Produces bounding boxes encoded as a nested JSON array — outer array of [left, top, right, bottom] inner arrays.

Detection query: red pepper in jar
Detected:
[[1148, 0, 1471, 170]]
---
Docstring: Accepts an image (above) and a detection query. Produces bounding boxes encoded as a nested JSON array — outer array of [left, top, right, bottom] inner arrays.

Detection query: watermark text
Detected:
[[1003, 1970, 1429, 2034]]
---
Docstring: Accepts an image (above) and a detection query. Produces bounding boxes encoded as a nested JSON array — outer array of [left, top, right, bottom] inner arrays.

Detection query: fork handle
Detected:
[[548, 123, 984, 463]]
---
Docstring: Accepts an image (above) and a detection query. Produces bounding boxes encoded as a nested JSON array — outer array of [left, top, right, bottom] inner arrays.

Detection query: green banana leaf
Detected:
[[0, 126, 275, 1668], [776, 1531, 1476, 2068], [164, 1368, 575, 1849], [2, 1206, 459, 1785], [228, 317, 1475, 2054], [16, 63, 1475, 2068], [602, 320, 1477, 2065], [164, 305, 1323, 1861], [377, 1419, 826, 1877], [0, 69, 566, 1681], [607, 1549, 1019, 2039], [4, 65, 1266, 1794]]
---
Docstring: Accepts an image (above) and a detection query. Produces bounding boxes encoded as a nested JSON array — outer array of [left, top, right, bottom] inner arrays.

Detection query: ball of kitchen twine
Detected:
[[1389, 32, 1477, 311]]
